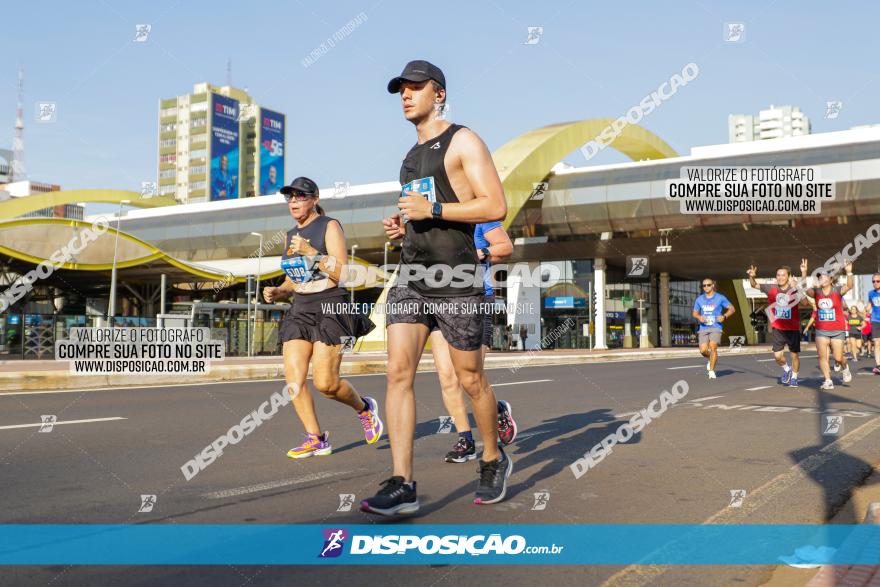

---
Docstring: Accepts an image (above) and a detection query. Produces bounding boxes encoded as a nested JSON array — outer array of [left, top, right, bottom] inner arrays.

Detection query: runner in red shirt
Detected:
[[804, 260, 854, 390], [747, 260, 806, 387]]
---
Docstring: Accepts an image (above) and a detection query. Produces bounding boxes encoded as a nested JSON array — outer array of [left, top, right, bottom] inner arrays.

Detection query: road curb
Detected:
[[0, 345, 778, 392]]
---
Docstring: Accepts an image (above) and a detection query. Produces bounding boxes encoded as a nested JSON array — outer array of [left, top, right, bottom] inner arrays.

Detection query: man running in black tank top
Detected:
[[361, 60, 511, 516]]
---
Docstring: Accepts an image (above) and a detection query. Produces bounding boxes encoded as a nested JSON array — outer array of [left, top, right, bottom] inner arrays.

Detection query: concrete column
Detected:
[[507, 261, 542, 350], [660, 272, 671, 347], [160, 274, 167, 316], [593, 258, 608, 350]]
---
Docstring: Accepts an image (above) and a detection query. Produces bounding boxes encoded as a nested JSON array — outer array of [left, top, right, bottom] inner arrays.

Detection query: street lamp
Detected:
[[107, 199, 130, 327], [249, 232, 264, 357], [383, 241, 392, 350], [350, 244, 359, 305]]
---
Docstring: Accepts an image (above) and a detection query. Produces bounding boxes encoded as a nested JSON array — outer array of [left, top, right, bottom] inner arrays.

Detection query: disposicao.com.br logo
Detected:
[[318, 529, 564, 558]]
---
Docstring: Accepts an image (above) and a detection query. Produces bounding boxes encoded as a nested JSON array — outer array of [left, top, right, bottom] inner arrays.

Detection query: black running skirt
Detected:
[[279, 294, 375, 346]]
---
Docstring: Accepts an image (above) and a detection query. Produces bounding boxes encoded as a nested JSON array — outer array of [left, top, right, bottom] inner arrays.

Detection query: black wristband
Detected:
[[431, 201, 442, 219]]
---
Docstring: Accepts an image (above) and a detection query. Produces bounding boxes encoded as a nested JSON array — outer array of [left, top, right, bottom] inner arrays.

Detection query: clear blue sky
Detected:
[[3, 0, 879, 202]]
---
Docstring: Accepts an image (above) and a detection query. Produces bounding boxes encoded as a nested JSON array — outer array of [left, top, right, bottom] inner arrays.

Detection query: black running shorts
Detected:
[[771, 328, 801, 353], [386, 285, 487, 351]]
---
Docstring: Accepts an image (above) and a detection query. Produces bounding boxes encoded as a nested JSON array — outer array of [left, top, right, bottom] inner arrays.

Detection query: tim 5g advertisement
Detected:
[[259, 108, 285, 196]]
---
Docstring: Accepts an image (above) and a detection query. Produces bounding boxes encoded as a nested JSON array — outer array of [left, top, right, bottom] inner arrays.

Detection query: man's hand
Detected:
[[801, 258, 809, 275], [383, 214, 405, 240], [747, 265, 757, 279], [845, 260, 854, 274], [398, 192, 432, 222], [717, 315, 726, 323]]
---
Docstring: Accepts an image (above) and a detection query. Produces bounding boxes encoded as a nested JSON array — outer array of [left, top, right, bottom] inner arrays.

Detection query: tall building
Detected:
[[157, 83, 286, 204], [728, 104, 811, 143], [0, 148, 12, 184]]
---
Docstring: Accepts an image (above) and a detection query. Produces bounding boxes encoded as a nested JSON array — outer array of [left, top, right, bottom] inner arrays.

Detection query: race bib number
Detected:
[[281, 256, 314, 283], [774, 306, 792, 320], [701, 305, 716, 326], [400, 176, 437, 224], [818, 308, 836, 322]]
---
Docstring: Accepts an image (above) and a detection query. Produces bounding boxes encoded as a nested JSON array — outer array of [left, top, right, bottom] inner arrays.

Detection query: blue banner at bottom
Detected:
[[1, 525, 879, 565]]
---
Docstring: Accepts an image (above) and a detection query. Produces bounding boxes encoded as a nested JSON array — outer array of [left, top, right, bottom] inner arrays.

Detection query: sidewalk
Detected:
[[764, 467, 880, 587], [0, 344, 778, 392]]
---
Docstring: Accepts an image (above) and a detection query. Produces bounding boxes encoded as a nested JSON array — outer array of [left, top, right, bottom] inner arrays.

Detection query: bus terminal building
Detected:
[[2, 120, 880, 357]]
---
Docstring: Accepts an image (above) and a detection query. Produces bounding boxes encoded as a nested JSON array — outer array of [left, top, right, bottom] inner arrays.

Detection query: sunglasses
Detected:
[[873, 280, 880, 283], [284, 191, 316, 202], [702, 283, 713, 288]]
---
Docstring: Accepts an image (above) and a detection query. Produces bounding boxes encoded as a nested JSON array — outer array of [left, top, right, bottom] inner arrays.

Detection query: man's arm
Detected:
[[481, 225, 513, 262], [719, 299, 736, 321], [435, 129, 507, 223], [840, 261, 855, 296]]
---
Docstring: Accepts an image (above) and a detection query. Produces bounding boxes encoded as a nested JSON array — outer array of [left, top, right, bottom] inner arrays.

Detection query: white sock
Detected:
[[782, 364, 791, 372], [792, 372, 798, 377]]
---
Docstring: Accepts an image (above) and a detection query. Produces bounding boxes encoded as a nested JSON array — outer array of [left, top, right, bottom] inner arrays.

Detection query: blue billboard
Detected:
[[210, 94, 240, 201], [259, 108, 285, 196]]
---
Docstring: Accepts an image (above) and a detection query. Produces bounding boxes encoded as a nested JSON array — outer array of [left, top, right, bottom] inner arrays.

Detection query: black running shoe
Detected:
[[445, 436, 477, 463], [474, 447, 513, 505], [497, 400, 518, 445], [360, 476, 419, 516]]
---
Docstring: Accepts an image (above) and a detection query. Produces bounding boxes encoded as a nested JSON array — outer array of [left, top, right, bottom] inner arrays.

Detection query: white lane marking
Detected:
[[745, 386, 772, 391], [601, 415, 880, 587], [0, 375, 555, 396], [0, 417, 127, 430], [666, 365, 706, 370], [757, 354, 817, 362], [493, 379, 553, 387], [202, 471, 350, 499]]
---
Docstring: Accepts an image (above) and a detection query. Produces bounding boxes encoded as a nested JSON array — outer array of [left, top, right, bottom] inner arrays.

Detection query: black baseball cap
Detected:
[[387, 60, 446, 93], [280, 176, 319, 197]]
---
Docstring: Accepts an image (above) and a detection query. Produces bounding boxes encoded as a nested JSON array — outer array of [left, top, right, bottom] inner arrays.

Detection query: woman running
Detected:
[[803, 260, 854, 390], [263, 176, 381, 458], [847, 305, 864, 362]]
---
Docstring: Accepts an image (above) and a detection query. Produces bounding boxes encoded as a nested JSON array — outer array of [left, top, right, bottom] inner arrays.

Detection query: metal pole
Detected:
[[587, 280, 593, 350], [249, 232, 263, 357], [383, 242, 390, 351], [246, 275, 254, 357], [350, 244, 359, 305], [108, 199, 129, 327], [159, 274, 167, 315]]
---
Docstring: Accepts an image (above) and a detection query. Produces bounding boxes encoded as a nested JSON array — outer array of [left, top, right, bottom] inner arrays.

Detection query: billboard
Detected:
[[210, 94, 240, 201], [258, 108, 285, 195]]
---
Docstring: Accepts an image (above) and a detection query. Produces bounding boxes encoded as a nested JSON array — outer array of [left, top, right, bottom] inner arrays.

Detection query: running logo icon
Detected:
[[531, 491, 550, 511], [337, 494, 355, 512], [724, 22, 745, 43], [524, 26, 544, 45], [138, 495, 157, 513], [319, 529, 348, 558], [333, 181, 350, 198], [728, 489, 746, 508], [627, 256, 649, 277], [141, 181, 157, 197], [134, 24, 151, 43], [823, 415, 844, 436], [338, 336, 356, 355], [825, 101, 843, 120], [529, 182, 549, 201], [436, 416, 454, 434], [39, 415, 57, 433], [729, 336, 745, 352]]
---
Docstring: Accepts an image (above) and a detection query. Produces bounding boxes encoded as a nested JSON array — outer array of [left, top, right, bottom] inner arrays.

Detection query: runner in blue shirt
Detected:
[[421, 221, 519, 463], [692, 277, 736, 379], [868, 273, 880, 374]]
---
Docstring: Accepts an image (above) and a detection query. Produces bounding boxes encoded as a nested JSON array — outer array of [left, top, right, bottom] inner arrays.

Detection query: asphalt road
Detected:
[[3, 348, 880, 586]]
